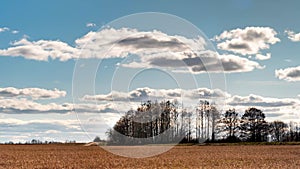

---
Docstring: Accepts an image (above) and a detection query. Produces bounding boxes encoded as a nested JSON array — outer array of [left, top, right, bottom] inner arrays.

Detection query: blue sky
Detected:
[[1, 0, 300, 142]]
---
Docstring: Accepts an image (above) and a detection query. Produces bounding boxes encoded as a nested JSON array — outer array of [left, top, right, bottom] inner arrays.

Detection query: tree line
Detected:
[[106, 99, 300, 145]]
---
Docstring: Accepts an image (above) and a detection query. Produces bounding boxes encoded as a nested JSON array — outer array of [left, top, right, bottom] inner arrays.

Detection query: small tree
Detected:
[[93, 136, 101, 142]]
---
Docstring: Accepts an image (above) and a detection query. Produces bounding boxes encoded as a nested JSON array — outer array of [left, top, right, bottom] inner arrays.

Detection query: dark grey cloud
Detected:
[[117, 36, 187, 50], [228, 43, 251, 50]]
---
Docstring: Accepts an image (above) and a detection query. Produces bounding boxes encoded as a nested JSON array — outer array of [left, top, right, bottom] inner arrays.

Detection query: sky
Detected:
[[1, 0, 300, 143]]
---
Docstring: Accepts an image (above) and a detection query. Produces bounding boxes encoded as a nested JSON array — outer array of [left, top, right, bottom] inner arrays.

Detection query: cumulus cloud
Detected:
[[0, 27, 263, 73], [0, 87, 66, 100], [255, 53, 271, 60], [0, 38, 79, 61], [227, 94, 299, 107], [86, 22, 96, 27], [226, 94, 300, 122], [82, 87, 229, 103], [74, 28, 204, 59], [0, 97, 73, 114], [215, 27, 280, 56], [0, 27, 9, 33], [0, 28, 201, 62], [219, 54, 263, 72], [83, 87, 180, 102], [0, 86, 299, 124], [275, 66, 300, 82], [285, 30, 300, 42], [83, 87, 300, 122], [0, 96, 116, 114], [123, 51, 263, 73]]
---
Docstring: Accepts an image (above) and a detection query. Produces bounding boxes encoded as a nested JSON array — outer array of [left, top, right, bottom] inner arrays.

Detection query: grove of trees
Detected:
[[106, 99, 300, 145]]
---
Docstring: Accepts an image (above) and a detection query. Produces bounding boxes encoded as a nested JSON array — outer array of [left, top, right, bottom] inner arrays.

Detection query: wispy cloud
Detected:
[[86, 22, 96, 27], [0, 27, 9, 33], [11, 30, 19, 34]]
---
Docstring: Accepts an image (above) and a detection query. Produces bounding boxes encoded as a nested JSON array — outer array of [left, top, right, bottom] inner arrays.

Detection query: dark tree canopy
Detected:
[[106, 100, 185, 145], [240, 107, 268, 142], [93, 136, 102, 142]]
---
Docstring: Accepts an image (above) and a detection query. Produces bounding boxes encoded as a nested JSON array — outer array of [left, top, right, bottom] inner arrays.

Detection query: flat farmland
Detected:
[[0, 144, 300, 169]]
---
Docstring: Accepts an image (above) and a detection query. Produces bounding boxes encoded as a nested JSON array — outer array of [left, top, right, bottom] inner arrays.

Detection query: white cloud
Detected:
[[11, 30, 19, 34], [0, 87, 66, 100], [285, 30, 300, 42], [255, 53, 271, 60], [122, 51, 263, 73], [0, 117, 87, 142], [75, 28, 204, 59], [83, 87, 180, 102], [284, 59, 292, 62], [0, 118, 78, 127], [0, 27, 9, 33], [227, 94, 299, 107], [275, 66, 300, 82], [0, 38, 79, 61], [218, 54, 263, 73], [86, 23, 96, 27], [215, 27, 280, 55], [0, 98, 71, 113], [83, 87, 300, 122], [0, 28, 204, 61], [0, 27, 262, 73], [82, 87, 229, 103], [226, 94, 300, 122], [0, 96, 117, 114], [1, 86, 297, 123]]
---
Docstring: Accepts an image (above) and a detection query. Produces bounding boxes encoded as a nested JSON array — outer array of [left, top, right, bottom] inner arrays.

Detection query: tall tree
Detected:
[[196, 100, 208, 141], [220, 109, 239, 139], [210, 104, 220, 142], [240, 107, 267, 142]]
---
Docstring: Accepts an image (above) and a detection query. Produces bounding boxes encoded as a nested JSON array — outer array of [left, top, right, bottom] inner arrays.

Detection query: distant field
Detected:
[[1, 144, 300, 168]]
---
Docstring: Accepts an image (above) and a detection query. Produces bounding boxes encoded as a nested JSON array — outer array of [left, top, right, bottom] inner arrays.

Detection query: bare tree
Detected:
[[269, 121, 287, 142], [220, 109, 239, 140]]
